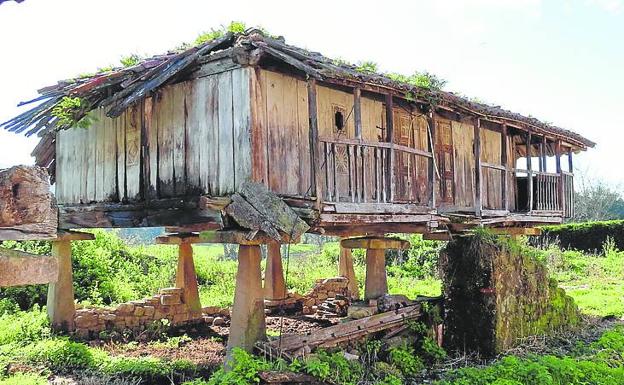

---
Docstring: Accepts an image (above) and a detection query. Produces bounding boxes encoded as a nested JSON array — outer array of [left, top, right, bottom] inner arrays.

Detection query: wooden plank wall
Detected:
[[480, 128, 503, 209], [451, 120, 476, 209], [56, 67, 252, 205], [252, 69, 384, 198]]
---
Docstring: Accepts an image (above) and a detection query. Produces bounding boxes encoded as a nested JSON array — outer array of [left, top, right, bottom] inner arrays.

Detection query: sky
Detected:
[[0, 0, 622, 187]]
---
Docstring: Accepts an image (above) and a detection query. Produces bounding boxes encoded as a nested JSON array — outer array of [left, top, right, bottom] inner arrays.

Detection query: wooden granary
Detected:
[[1, 29, 594, 355]]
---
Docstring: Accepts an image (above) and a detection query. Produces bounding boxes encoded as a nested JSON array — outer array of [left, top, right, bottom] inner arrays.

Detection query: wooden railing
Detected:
[[534, 172, 561, 211], [562, 171, 574, 218], [319, 137, 433, 205]]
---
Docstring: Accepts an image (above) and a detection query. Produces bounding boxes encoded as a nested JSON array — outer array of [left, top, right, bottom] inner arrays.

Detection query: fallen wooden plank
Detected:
[[0, 248, 58, 287], [268, 304, 421, 354]]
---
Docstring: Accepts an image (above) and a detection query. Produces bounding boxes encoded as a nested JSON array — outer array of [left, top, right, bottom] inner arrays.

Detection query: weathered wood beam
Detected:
[[501, 124, 509, 212], [155, 233, 202, 245], [526, 132, 533, 211], [385, 94, 395, 202], [474, 118, 482, 217], [353, 87, 362, 139], [0, 165, 57, 240], [423, 232, 452, 241], [317, 223, 430, 237], [307, 79, 322, 205], [428, 111, 436, 208], [341, 236, 410, 250], [200, 230, 300, 245], [0, 248, 59, 287], [176, 242, 202, 314]]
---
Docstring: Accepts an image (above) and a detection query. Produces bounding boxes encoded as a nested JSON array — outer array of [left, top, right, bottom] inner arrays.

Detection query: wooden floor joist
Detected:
[[200, 230, 300, 245]]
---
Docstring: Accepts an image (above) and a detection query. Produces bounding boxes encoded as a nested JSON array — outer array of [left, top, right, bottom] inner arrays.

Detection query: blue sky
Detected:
[[0, 0, 622, 188]]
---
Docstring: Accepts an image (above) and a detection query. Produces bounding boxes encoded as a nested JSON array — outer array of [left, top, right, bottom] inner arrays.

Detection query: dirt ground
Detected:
[[99, 315, 330, 367]]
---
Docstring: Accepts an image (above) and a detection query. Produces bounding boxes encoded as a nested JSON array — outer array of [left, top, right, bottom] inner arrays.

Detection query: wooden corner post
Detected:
[[501, 124, 509, 212], [474, 118, 482, 217], [308, 78, 322, 206], [385, 94, 395, 202], [264, 243, 287, 300], [227, 244, 266, 357], [47, 231, 94, 332], [156, 234, 202, 314], [341, 237, 410, 301], [526, 132, 533, 212], [338, 244, 359, 300]]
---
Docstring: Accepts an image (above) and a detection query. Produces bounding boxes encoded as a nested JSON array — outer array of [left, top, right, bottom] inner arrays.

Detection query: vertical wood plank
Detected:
[[172, 82, 188, 196], [142, 98, 154, 200], [232, 68, 252, 190], [125, 105, 141, 200], [189, 78, 206, 192], [115, 112, 126, 201], [474, 118, 482, 216], [501, 124, 509, 212], [296, 79, 310, 196], [55, 131, 64, 203], [205, 75, 220, 194], [354, 88, 362, 139], [307, 79, 321, 204], [85, 112, 97, 203], [103, 114, 116, 201], [427, 112, 436, 208], [385, 94, 395, 202], [249, 68, 268, 185], [95, 116, 105, 201], [158, 86, 175, 197], [217, 71, 235, 195], [526, 132, 533, 212], [148, 96, 159, 198]]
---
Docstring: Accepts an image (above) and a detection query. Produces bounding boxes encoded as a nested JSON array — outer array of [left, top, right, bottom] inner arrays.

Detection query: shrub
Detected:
[[388, 345, 425, 377], [0, 306, 49, 346], [539, 220, 624, 253], [0, 373, 47, 385], [206, 348, 271, 385], [24, 338, 95, 372]]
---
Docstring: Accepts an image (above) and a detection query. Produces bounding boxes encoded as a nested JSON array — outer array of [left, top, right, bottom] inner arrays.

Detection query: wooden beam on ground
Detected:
[[340, 236, 410, 250], [0, 165, 57, 240], [200, 230, 300, 245], [489, 227, 542, 236], [267, 304, 421, 355], [0, 248, 58, 287]]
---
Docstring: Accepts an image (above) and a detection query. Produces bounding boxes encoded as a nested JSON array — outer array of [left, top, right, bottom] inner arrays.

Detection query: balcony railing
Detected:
[[319, 137, 433, 205]]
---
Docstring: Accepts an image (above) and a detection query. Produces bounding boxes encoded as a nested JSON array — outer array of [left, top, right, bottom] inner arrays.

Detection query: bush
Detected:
[[206, 348, 271, 385], [0, 306, 49, 345], [539, 220, 624, 253], [0, 373, 47, 385], [24, 338, 95, 372], [388, 345, 425, 377]]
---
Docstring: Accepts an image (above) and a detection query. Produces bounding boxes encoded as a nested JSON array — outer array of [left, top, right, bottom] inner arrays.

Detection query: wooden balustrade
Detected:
[[319, 137, 432, 205], [534, 172, 561, 211]]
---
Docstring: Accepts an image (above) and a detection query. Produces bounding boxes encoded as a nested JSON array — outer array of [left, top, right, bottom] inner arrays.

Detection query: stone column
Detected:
[[227, 244, 267, 356], [47, 240, 76, 332], [338, 246, 359, 300], [364, 248, 387, 300], [264, 243, 287, 300], [176, 242, 202, 314]]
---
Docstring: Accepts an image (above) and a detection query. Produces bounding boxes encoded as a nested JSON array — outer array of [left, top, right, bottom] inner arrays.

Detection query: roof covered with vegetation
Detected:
[[1, 24, 594, 150]]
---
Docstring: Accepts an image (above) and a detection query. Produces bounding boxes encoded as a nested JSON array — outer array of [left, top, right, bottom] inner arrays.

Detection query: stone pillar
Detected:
[[364, 248, 387, 301], [338, 246, 359, 300], [264, 243, 287, 300], [47, 240, 75, 332], [176, 242, 202, 314], [227, 244, 266, 356]]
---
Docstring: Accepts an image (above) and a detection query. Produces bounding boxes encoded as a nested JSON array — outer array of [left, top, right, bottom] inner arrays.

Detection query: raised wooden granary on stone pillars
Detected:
[[1, 29, 594, 355]]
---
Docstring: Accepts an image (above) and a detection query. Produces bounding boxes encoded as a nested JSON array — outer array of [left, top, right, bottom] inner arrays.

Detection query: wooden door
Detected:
[[436, 119, 455, 204], [393, 111, 428, 203]]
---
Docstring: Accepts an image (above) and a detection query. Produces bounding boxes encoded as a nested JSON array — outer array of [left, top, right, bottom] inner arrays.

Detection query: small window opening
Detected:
[[334, 110, 345, 131]]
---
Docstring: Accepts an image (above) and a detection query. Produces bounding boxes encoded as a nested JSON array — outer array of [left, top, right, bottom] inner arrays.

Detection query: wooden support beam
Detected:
[[422, 232, 452, 241], [428, 111, 436, 208], [264, 243, 287, 300], [385, 94, 395, 202], [489, 227, 542, 236], [501, 124, 509, 212], [340, 236, 410, 250], [47, 240, 76, 332], [364, 248, 387, 300], [308, 79, 322, 204], [53, 230, 95, 241], [526, 132, 533, 212], [0, 248, 58, 287], [555, 140, 564, 213], [568, 149, 574, 173], [176, 243, 202, 313], [353, 88, 362, 139], [338, 245, 359, 300], [155, 233, 202, 245], [200, 230, 300, 245], [227, 245, 266, 357], [474, 118, 482, 217]]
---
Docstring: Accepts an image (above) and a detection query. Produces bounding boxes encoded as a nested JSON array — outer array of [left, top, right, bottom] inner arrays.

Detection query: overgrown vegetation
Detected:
[[51, 96, 95, 129]]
